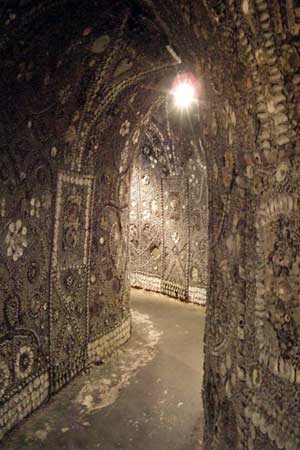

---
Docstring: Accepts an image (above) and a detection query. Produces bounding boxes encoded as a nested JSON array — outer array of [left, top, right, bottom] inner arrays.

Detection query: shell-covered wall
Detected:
[[1, 0, 300, 448], [129, 114, 208, 304], [0, 0, 172, 438]]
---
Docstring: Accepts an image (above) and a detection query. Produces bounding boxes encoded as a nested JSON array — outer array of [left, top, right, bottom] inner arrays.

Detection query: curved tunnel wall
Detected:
[[0, 0, 173, 438]]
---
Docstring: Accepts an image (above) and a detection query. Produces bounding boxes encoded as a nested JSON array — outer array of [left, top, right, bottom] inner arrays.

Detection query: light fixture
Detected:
[[173, 80, 195, 109], [171, 73, 200, 110], [166, 45, 182, 64]]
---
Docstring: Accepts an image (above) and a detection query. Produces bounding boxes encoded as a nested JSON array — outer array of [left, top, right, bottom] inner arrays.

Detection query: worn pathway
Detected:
[[1, 289, 205, 450]]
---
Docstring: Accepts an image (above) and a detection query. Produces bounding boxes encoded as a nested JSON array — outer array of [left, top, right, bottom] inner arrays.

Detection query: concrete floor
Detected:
[[1, 289, 205, 450]]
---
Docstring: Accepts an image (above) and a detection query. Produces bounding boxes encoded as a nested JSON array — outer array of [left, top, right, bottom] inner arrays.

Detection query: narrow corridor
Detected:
[[1, 290, 205, 450]]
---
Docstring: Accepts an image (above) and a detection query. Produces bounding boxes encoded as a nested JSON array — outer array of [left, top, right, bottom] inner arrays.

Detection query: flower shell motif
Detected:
[[15, 346, 34, 380], [30, 197, 41, 218], [5, 220, 28, 261], [0, 359, 10, 398]]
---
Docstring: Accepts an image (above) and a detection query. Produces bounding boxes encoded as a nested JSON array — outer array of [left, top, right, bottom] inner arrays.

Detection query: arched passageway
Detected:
[[128, 104, 208, 304], [1, 1, 300, 449]]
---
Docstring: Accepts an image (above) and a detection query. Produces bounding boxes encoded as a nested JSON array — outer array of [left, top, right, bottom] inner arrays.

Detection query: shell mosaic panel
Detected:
[[129, 118, 208, 304], [52, 172, 94, 270]]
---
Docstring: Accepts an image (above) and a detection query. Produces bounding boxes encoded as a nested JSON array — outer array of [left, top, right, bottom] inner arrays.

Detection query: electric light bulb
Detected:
[[173, 81, 196, 109]]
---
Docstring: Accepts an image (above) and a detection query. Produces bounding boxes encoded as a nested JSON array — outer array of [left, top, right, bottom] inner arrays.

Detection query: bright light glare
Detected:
[[173, 81, 196, 109]]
